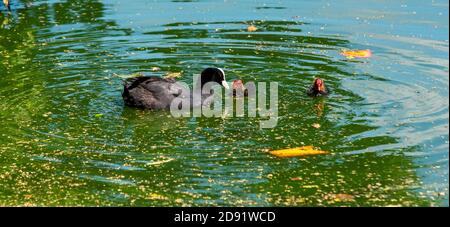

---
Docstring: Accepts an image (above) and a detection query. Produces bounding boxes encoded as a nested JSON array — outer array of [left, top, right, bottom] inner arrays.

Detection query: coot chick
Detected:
[[307, 78, 329, 97], [122, 67, 229, 110]]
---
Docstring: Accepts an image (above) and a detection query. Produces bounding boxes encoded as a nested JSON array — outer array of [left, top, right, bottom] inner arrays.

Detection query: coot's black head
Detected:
[[200, 68, 229, 90]]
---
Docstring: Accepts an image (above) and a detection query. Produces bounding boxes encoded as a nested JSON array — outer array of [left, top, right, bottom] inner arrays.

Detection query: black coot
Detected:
[[122, 67, 229, 110]]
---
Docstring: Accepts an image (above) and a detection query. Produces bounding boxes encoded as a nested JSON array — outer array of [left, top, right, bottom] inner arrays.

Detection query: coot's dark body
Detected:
[[122, 77, 183, 110]]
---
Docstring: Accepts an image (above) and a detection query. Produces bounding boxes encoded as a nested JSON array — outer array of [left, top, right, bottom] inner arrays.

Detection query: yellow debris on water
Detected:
[[324, 193, 355, 202], [24, 194, 33, 199], [341, 49, 372, 59], [145, 157, 174, 166], [164, 72, 183, 79], [147, 193, 168, 200], [290, 177, 303, 181], [270, 146, 329, 158]]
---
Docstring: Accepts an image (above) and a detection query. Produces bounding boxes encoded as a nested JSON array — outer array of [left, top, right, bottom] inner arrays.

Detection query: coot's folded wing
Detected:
[[123, 77, 181, 109]]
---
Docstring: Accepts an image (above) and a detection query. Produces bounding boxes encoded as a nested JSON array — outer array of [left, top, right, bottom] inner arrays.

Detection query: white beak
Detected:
[[222, 80, 230, 90]]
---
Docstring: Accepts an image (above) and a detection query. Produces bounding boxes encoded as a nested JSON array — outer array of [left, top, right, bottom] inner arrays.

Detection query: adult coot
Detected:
[[122, 67, 229, 110]]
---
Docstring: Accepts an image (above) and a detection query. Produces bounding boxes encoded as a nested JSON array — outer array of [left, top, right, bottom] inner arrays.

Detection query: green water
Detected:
[[0, 0, 448, 206]]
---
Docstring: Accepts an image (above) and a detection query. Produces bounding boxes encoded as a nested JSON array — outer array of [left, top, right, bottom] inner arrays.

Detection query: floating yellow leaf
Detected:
[[312, 123, 321, 129], [247, 25, 258, 32], [341, 49, 372, 59], [270, 146, 329, 158], [164, 72, 183, 79]]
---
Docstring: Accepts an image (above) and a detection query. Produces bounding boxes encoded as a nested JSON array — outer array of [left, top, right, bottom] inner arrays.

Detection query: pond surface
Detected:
[[0, 0, 448, 206]]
